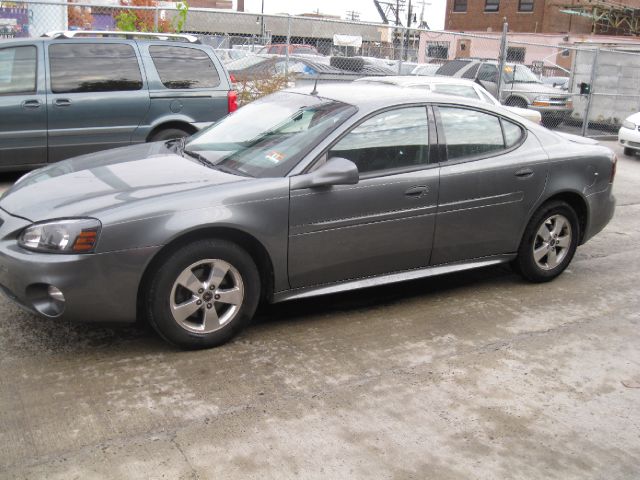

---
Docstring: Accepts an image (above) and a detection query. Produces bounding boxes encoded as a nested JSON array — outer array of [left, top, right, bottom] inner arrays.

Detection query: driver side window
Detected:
[[328, 107, 429, 175]]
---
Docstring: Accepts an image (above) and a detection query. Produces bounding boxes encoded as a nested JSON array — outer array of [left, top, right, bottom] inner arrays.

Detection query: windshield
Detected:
[[503, 64, 541, 84], [185, 92, 357, 177]]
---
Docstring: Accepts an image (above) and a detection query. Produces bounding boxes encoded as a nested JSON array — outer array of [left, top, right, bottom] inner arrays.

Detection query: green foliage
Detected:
[[172, 1, 189, 33], [115, 10, 142, 32]]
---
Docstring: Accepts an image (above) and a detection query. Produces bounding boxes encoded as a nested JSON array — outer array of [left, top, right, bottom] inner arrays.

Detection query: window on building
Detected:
[[485, 0, 500, 12], [506, 47, 526, 63], [518, 0, 534, 12], [427, 41, 450, 59], [49, 43, 142, 93], [150, 46, 220, 89], [329, 107, 429, 174], [453, 0, 467, 12]]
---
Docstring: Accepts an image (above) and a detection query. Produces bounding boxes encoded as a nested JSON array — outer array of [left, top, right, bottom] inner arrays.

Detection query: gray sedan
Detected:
[[0, 84, 616, 349]]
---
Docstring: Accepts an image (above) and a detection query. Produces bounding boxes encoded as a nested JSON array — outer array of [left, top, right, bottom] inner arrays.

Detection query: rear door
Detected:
[[476, 63, 499, 97], [45, 41, 150, 162], [431, 105, 548, 265], [288, 106, 439, 288], [140, 44, 229, 135], [0, 42, 47, 167]]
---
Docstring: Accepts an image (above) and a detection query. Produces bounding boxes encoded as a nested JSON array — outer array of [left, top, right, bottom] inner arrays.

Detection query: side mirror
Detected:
[[291, 157, 359, 190]]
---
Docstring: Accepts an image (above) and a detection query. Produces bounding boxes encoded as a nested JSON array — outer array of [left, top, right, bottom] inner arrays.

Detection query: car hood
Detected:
[[0, 142, 247, 222], [505, 82, 568, 96], [625, 111, 640, 124]]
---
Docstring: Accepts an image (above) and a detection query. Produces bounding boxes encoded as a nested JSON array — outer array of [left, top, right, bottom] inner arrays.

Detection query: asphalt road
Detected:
[[1, 141, 640, 479]]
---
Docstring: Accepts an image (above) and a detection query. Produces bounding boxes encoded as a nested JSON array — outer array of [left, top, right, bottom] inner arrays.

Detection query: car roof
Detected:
[[356, 76, 481, 87], [285, 82, 509, 114]]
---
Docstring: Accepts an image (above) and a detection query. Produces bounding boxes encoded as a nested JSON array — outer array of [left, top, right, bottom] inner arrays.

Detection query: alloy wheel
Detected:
[[532, 214, 572, 271]]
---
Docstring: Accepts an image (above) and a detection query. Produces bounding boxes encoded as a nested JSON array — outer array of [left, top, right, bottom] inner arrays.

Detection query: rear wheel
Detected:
[[149, 127, 191, 142], [145, 239, 260, 349], [515, 201, 579, 283]]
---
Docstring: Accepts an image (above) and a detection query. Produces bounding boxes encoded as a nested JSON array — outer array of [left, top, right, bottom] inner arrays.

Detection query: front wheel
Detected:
[[515, 201, 580, 283], [145, 239, 260, 349], [624, 147, 636, 157]]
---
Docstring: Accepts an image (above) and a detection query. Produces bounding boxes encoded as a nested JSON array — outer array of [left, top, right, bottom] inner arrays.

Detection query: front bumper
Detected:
[[0, 209, 160, 323], [618, 126, 640, 150]]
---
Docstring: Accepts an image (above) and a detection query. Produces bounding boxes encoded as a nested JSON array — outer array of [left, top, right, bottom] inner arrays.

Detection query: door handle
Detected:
[[515, 168, 534, 178], [21, 99, 42, 109], [54, 98, 72, 107], [405, 185, 428, 198]]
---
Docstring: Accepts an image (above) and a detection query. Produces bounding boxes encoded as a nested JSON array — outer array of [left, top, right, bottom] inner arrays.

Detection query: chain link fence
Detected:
[[3, 0, 640, 136]]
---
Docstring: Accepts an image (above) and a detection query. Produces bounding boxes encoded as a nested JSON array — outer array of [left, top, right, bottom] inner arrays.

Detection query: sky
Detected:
[[237, 0, 447, 30]]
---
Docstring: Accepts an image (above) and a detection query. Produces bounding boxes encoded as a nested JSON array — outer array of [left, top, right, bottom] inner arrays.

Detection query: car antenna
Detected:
[[310, 77, 319, 95]]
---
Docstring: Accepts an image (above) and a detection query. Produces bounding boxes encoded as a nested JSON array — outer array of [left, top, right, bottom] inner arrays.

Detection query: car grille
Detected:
[[549, 97, 569, 106]]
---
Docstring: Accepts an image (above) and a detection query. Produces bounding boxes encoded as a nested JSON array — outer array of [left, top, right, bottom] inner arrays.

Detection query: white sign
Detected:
[[333, 34, 362, 48]]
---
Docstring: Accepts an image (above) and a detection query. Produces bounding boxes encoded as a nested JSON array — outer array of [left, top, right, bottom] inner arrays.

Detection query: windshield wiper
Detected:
[[183, 148, 214, 167]]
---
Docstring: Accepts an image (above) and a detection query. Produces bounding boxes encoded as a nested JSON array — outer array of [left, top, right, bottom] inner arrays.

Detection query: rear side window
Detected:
[[0, 46, 37, 95], [461, 63, 480, 79], [435, 60, 471, 76], [329, 107, 429, 174], [438, 106, 504, 160], [150, 46, 220, 89], [432, 84, 480, 100], [49, 43, 142, 93], [478, 64, 499, 82], [503, 119, 524, 148]]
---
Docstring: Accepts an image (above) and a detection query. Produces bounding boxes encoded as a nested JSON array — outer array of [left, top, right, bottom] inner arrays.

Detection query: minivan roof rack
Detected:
[[43, 30, 200, 44]]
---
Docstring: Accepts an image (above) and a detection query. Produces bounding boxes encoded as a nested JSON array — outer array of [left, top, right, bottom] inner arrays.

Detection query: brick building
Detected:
[[445, 0, 640, 34]]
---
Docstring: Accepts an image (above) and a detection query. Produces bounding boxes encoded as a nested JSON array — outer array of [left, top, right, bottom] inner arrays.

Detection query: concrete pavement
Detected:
[[1, 141, 639, 479]]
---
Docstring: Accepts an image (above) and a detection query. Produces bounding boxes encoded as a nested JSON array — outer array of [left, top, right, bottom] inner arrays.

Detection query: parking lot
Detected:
[[0, 139, 639, 479]]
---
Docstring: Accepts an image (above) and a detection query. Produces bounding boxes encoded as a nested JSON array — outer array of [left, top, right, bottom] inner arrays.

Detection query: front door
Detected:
[[431, 105, 548, 265], [45, 41, 150, 162], [0, 43, 47, 167], [288, 106, 439, 288]]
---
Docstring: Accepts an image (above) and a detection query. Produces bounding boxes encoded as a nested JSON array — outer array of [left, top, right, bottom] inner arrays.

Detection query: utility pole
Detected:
[[345, 10, 360, 21], [260, 0, 265, 43]]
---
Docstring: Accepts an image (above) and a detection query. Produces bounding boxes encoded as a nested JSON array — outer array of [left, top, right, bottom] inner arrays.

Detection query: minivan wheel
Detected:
[[149, 128, 191, 142], [145, 239, 260, 349], [515, 201, 579, 283]]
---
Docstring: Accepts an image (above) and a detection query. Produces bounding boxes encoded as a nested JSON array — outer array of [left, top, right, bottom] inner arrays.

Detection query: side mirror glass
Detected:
[[291, 157, 359, 190]]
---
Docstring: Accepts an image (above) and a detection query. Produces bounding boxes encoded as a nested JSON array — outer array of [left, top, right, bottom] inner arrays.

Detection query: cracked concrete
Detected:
[[1, 140, 640, 479]]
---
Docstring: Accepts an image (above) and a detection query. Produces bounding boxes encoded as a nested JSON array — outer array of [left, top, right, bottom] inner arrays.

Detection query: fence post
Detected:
[[581, 48, 599, 137], [398, 27, 405, 74], [153, 5, 159, 32], [496, 20, 508, 102], [285, 14, 291, 79]]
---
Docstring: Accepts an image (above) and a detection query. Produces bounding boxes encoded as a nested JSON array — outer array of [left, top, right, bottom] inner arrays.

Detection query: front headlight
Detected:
[[19, 218, 101, 254], [534, 95, 551, 102], [623, 119, 636, 130]]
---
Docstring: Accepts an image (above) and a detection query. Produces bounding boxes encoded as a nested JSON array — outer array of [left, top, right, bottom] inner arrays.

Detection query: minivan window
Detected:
[[330, 107, 429, 174], [150, 46, 220, 89], [49, 43, 142, 93], [0, 46, 37, 95], [438, 106, 504, 160]]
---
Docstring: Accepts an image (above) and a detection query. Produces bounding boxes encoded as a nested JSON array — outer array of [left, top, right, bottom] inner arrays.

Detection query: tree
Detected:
[[115, 0, 189, 33], [68, 1, 94, 30]]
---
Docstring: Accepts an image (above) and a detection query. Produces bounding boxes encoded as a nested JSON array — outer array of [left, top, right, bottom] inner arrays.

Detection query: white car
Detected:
[[618, 112, 640, 156], [355, 76, 542, 124]]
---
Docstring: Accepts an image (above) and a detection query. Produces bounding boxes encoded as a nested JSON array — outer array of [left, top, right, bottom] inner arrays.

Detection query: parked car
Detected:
[[355, 76, 542, 124], [258, 43, 319, 55], [0, 84, 616, 349], [618, 112, 640, 156], [541, 75, 570, 91], [213, 47, 253, 65], [436, 59, 573, 127], [0, 30, 235, 171], [411, 64, 440, 76]]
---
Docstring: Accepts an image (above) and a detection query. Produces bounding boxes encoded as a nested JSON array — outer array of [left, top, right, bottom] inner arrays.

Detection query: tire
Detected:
[[145, 239, 260, 349], [515, 201, 580, 283], [149, 127, 191, 142], [624, 147, 635, 157], [541, 116, 562, 129], [505, 96, 528, 109]]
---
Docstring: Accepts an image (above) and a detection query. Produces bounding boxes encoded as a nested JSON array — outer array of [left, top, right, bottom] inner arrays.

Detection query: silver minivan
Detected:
[[0, 31, 235, 171]]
